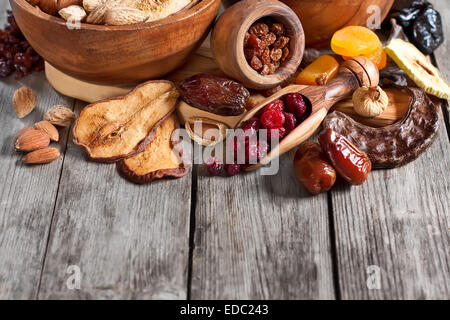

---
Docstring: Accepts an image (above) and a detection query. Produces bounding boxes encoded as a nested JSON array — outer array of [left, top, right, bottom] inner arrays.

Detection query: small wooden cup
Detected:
[[211, 0, 305, 90]]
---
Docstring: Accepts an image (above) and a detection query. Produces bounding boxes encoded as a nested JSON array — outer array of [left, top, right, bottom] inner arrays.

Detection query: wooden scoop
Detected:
[[236, 56, 380, 171]]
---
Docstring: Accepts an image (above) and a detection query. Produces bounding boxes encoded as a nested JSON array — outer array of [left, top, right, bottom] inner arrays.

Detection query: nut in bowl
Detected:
[[10, 0, 221, 83]]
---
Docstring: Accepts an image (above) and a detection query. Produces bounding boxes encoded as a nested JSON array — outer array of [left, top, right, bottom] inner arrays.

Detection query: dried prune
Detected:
[[179, 74, 249, 116]]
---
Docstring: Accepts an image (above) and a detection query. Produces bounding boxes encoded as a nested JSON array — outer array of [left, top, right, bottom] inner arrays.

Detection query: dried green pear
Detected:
[[119, 113, 188, 184], [73, 80, 179, 162]]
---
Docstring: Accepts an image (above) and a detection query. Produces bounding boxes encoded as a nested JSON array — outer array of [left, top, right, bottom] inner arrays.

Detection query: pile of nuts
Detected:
[[244, 18, 291, 75], [12, 87, 76, 165], [28, 0, 192, 26]]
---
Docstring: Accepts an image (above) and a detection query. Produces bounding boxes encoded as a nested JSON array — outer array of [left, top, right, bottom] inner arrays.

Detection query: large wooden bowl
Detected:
[[10, 0, 221, 84], [280, 0, 394, 48]]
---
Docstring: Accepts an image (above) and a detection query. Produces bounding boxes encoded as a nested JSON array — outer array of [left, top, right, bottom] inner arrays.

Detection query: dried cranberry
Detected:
[[242, 117, 261, 137], [285, 93, 307, 118], [257, 140, 269, 160], [283, 112, 297, 133], [225, 163, 242, 176], [264, 99, 284, 113], [260, 109, 285, 129], [245, 139, 259, 164], [266, 127, 287, 143], [205, 157, 223, 176]]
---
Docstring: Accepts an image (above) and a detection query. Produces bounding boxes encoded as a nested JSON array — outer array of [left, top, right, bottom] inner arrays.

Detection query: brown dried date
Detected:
[[294, 142, 337, 194], [179, 74, 249, 116], [318, 129, 371, 185]]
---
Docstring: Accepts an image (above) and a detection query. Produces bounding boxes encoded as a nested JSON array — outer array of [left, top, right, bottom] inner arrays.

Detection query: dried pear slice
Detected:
[[119, 113, 188, 184], [385, 39, 450, 99], [73, 80, 179, 162]]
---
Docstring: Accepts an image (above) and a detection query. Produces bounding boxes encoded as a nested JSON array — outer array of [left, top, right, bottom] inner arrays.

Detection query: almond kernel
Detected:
[[35, 121, 59, 142], [43, 105, 76, 127], [13, 87, 37, 118], [15, 129, 50, 152], [22, 147, 60, 164]]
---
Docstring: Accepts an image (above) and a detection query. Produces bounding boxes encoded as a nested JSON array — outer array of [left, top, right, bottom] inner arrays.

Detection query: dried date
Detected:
[[179, 74, 249, 116]]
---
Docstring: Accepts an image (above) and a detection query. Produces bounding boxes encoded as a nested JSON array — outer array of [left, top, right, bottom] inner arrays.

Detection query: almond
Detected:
[[59, 5, 87, 21], [86, 0, 122, 24], [15, 127, 35, 139], [15, 129, 50, 152], [104, 7, 149, 25], [43, 105, 76, 127], [13, 87, 37, 118], [35, 121, 59, 142], [22, 147, 60, 164], [83, 0, 106, 13]]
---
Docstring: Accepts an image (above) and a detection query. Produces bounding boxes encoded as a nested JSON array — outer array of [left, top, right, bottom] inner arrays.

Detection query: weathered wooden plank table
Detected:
[[0, 2, 449, 300]]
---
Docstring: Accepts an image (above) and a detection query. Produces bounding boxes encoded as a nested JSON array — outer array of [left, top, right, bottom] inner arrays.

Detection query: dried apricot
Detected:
[[331, 26, 381, 56], [296, 55, 339, 85], [343, 46, 387, 70]]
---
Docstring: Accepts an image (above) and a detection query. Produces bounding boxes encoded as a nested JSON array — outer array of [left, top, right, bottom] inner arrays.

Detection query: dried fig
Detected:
[[119, 114, 188, 184], [73, 80, 179, 162]]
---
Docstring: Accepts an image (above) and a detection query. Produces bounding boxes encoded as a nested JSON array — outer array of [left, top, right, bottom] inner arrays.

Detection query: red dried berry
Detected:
[[261, 109, 285, 129], [266, 127, 287, 143], [225, 163, 242, 176], [283, 112, 297, 133], [264, 99, 284, 113], [257, 140, 269, 160], [242, 117, 261, 137], [205, 157, 223, 176], [245, 139, 259, 164], [285, 93, 307, 118]]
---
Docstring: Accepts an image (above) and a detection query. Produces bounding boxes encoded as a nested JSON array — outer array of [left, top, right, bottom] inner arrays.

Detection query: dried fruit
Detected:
[[319, 129, 371, 185], [22, 147, 60, 165], [119, 114, 188, 184], [35, 121, 59, 142], [385, 39, 450, 99], [74, 80, 179, 162], [242, 117, 261, 137], [265, 99, 284, 113], [44, 105, 76, 127], [294, 142, 336, 194], [59, 5, 87, 21], [104, 7, 149, 25], [249, 22, 269, 37], [352, 86, 389, 117], [205, 157, 223, 176], [260, 108, 285, 129], [244, 18, 290, 76], [283, 112, 297, 133], [13, 87, 37, 118], [224, 163, 242, 176], [15, 129, 50, 152], [285, 93, 307, 118], [343, 46, 387, 70], [179, 74, 249, 116], [331, 26, 382, 57], [296, 55, 339, 86], [266, 127, 286, 142]]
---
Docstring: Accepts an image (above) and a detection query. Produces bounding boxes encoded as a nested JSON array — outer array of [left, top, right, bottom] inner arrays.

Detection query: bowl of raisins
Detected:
[[212, 0, 304, 90], [9, 0, 221, 84]]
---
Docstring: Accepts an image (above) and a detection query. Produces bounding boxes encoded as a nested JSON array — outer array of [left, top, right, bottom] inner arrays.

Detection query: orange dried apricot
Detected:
[[296, 55, 339, 85], [331, 26, 381, 57], [343, 46, 387, 70]]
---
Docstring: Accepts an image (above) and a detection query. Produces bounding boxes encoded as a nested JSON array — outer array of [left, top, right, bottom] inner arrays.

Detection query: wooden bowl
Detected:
[[211, 0, 304, 90], [10, 0, 221, 84], [280, 0, 394, 48]]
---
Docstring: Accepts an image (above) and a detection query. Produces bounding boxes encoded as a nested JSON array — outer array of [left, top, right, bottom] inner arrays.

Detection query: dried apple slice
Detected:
[[119, 113, 189, 184], [73, 80, 179, 162]]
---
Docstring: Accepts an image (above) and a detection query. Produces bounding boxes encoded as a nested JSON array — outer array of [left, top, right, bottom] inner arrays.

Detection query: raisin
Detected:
[[260, 48, 271, 65], [273, 36, 290, 49], [249, 22, 269, 37], [179, 74, 250, 116], [260, 32, 277, 48], [247, 33, 262, 49], [260, 65, 270, 75], [250, 55, 263, 71], [281, 47, 290, 61], [271, 23, 285, 36], [270, 48, 283, 61], [268, 61, 279, 75], [244, 47, 262, 60], [244, 32, 250, 46]]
